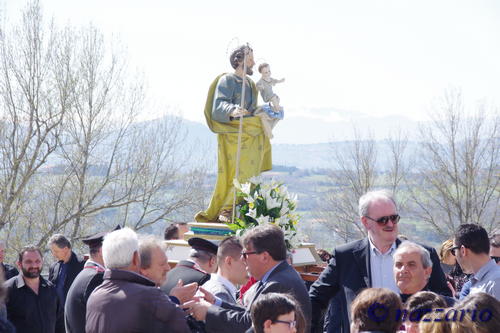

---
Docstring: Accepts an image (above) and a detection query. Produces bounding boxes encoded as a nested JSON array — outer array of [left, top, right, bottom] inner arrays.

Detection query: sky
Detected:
[[3, 0, 500, 143]]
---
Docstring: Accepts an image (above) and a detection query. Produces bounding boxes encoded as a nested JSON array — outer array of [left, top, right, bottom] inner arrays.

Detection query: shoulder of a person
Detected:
[[4, 275, 18, 288], [335, 238, 367, 254], [415, 242, 437, 253], [3, 263, 15, 269]]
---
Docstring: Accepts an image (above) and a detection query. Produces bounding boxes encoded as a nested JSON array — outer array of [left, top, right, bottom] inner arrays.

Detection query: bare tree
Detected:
[[0, 1, 70, 231], [0, 2, 208, 256], [409, 89, 500, 236], [315, 127, 409, 244]]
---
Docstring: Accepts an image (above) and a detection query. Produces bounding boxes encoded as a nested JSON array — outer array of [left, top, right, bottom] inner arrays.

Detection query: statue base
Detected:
[[165, 222, 322, 268]]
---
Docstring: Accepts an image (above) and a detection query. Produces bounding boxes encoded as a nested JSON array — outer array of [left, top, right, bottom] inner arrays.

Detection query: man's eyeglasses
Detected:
[[241, 251, 259, 259], [449, 246, 460, 256], [364, 214, 400, 225], [272, 320, 296, 329], [491, 256, 500, 263]]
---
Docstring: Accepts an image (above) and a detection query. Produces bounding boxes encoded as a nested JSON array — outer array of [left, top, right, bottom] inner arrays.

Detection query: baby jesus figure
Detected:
[[256, 63, 285, 112]]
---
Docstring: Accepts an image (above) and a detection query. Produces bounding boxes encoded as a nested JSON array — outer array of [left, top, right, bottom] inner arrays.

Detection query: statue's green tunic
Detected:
[[194, 74, 272, 222]]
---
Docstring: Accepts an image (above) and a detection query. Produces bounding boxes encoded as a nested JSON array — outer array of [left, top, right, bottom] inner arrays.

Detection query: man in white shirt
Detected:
[[452, 224, 500, 299], [202, 236, 248, 304]]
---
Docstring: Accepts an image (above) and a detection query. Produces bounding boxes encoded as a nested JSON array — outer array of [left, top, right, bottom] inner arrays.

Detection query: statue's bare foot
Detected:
[[217, 209, 232, 223]]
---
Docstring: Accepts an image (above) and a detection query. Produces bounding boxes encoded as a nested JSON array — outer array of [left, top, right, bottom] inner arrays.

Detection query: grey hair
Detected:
[[394, 241, 433, 269], [358, 190, 397, 217], [190, 249, 215, 264], [48, 234, 71, 249], [138, 235, 166, 270], [102, 227, 138, 269]]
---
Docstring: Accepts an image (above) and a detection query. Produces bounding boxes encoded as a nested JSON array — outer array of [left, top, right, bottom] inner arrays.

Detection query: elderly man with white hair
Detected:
[[393, 241, 455, 305], [85, 227, 190, 333]]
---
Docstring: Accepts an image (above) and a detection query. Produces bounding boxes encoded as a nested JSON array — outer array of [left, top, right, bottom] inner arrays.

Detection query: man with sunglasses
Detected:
[[184, 225, 311, 333], [309, 190, 450, 333], [452, 224, 500, 299]]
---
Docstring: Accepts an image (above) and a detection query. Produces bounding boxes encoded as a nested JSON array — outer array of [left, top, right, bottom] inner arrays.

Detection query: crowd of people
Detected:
[[0, 190, 498, 333]]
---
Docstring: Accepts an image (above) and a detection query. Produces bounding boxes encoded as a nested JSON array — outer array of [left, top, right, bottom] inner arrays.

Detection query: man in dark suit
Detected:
[[0, 241, 18, 281], [186, 225, 312, 333], [48, 234, 85, 306], [161, 237, 218, 295], [309, 190, 450, 333], [64, 230, 108, 333]]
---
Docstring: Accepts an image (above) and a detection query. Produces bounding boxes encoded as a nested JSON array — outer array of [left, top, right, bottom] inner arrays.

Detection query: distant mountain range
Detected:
[[181, 114, 421, 170]]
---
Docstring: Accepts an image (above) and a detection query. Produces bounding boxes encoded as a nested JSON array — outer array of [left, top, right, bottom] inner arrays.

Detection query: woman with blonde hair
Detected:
[[439, 239, 470, 295]]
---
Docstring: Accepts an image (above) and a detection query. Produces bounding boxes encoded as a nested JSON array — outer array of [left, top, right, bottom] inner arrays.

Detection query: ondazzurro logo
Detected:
[[367, 302, 494, 323]]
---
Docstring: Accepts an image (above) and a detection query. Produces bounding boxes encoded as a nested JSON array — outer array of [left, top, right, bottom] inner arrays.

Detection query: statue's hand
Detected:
[[231, 107, 250, 118]]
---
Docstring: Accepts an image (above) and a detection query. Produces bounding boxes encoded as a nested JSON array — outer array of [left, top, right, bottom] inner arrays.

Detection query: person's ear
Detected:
[[261, 251, 271, 263], [360, 216, 370, 229], [424, 266, 432, 279], [16, 260, 22, 270], [225, 255, 232, 267], [263, 319, 273, 331], [460, 245, 467, 256], [133, 251, 140, 267]]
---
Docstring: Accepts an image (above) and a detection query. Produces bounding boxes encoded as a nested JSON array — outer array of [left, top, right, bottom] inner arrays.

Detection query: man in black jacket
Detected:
[[48, 234, 85, 306], [64, 230, 108, 333], [161, 237, 218, 295], [5, 245, 64, 333], [309, 190, 450, 333]]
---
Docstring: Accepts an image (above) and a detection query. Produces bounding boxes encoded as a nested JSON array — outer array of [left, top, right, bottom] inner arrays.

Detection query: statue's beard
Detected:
[[246, 67, 253, 76]]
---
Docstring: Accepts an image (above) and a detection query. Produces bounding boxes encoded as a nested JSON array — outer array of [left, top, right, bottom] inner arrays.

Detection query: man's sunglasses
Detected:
[[241, 251, 260, 259], [449, 246, 460, 256], [364, 214, 400, 225]]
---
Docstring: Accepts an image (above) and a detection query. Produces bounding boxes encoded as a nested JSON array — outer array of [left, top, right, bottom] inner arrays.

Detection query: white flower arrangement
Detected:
[[230, 177, 302, 250]]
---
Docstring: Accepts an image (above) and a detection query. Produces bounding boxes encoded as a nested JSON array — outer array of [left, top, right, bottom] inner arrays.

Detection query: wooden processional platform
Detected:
[[165, 222, 325, 283]]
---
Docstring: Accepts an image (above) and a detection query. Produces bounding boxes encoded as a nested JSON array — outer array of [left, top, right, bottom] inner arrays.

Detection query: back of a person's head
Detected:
[[217, 236, 242, 266], [242, 225, 286, 261], [405, 291, 447, 320], [455, 224, 490, 255], [102, 227, 138, 269], [449, 314, 479, 333], [189, 249, 214, 265], [164, 224, 179, 240], [48, 233, 71, 249], [455, 292, 500, 333], [250, 292, 305, 333], [350, 288, 402, 333], [316, 249, 332, 262], [419, 311, 452, 333]]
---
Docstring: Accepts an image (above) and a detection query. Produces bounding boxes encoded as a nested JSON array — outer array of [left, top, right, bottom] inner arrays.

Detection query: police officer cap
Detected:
[[188, 237, 218, 255], [82, 225, 121, 247]]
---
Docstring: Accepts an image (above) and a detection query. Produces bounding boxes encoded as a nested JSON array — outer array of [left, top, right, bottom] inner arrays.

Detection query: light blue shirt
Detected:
[[368, 238, 399, 293], [469, 259, 500, 299], [260, 261, 283, 284]]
